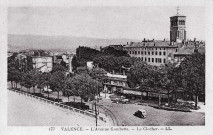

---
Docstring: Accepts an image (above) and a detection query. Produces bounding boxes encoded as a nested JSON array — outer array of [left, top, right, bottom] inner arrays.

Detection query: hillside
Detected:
[[8, 34, 140, 52]]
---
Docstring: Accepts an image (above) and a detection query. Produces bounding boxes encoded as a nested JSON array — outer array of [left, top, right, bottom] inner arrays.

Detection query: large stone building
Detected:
[[123, 40, 181, 66], [123, 8, 190, 66]]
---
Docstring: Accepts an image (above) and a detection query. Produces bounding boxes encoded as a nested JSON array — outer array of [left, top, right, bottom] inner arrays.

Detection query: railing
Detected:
[[8, 88, 106, 122]]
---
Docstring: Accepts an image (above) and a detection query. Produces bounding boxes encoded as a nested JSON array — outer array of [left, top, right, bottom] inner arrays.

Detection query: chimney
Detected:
[[153, 39, 154, 42], [164, 38, 165, 42], [194, 38, 196, 42], [127, 42, 128, 45], [143, 38, 146, 42]]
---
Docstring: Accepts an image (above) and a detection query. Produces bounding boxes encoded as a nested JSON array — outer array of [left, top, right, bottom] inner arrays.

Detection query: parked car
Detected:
[[121, 98, 130, 104], [134, 109, 147, 118]]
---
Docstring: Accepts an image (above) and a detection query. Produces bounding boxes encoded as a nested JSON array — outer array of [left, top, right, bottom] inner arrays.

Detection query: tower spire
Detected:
[[177, 6, 179, 15]]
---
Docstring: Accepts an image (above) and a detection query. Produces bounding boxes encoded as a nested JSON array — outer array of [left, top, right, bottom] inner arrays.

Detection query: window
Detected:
[[145, 58, 147, 61], [156, 48, 157, 50], [152, 51, 154, 55], [152, 58, 154, 62], [163, 52, 166, 55], [145, 51, 146, 55], [159, 58, 162, 63], [148, 52, 150, 55], [159, 52, 161, 55], [141, 51, 143, 55], [148, 58, 150, 62], [164, 59, 166, 63], [164, 48, 165, 50], [142, 57, 143, 61], [129, 51, 131, 54], [138, 51, 140, 54], [155, 52, 158, 55], [155, 58, 157, 63], [135, 51, 137, 54]]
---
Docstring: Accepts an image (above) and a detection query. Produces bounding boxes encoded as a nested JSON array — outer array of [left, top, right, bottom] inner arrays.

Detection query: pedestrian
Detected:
[[122, 121, 125, 126]]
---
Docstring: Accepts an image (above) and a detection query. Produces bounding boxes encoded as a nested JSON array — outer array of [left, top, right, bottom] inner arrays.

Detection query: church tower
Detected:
[[170, 7, 186, 43]]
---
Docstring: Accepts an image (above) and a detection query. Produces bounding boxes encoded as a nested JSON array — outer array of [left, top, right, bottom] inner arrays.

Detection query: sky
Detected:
[[8, 6, 205, 40]]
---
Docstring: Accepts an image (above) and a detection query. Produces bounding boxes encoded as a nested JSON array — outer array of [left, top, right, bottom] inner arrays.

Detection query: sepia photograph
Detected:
[[1, 0, 213, 135], [7, 6, 205, 126]]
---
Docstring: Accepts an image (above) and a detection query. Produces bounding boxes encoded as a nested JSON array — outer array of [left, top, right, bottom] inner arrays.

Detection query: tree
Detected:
[[22, 71, 34, 93], [41, 72, 51, 98], [69, 73, 101, 104], [51, 64, 67, 73], [89, 67, 107, 96], [65, 77, 76, 102], [49, 71, 66, 102], [102, 46, 129, 57], [30, 70, 41, 94], [128, 60, 150, 88], [8, 56, 20, 88], [37, 72, 49, 94], [76, 66, 89, 74], [179, 52, 205, 109]]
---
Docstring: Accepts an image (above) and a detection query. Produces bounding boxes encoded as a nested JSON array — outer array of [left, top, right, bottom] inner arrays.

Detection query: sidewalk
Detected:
[[190, 102, 205, 113]]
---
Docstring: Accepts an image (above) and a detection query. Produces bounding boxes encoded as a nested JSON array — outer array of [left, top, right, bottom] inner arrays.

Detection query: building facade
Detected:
[[103, 73, 128, 93], [123, 40, 181, 66], [29, 56, 53, 72]]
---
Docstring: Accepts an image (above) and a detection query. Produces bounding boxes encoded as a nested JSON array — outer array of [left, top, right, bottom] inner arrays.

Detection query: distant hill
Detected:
[[8, 34, 141, 52]]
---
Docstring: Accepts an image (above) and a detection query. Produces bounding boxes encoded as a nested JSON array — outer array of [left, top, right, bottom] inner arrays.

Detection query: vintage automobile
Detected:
[[133, 109, 147, 118], [111, 97, 130, 104], [121, 98, 130, 104]]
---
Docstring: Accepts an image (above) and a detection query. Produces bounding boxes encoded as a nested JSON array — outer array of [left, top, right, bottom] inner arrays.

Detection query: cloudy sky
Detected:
[[8, 6, 205, 40]]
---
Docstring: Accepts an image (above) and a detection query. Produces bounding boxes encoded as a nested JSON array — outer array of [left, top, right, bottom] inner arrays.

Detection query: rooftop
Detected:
[[175, 41, 205, 55], [106, 73, 127, 79], [124, 40, 180, 48]]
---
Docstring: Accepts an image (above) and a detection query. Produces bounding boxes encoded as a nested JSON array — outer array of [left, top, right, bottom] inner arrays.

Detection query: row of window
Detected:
[[130, 51, 166, 56], [141, 57, 166, 63], [171, 20, 185, 26], [126, 47, 166, 51]]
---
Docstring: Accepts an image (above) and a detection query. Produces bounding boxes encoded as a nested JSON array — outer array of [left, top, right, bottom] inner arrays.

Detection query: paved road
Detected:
[[97, 97, 205, 126], [8, 83, 205, 126]]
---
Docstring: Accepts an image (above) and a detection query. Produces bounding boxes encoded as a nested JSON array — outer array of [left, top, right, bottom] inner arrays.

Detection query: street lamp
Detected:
[[94, 95, 98, 126]]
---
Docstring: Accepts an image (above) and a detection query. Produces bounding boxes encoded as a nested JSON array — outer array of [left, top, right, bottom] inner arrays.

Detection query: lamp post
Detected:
[[94, 95, 98, 126]]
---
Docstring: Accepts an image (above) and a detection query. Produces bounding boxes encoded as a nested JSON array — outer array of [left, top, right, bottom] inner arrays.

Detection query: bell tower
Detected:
[[170, 7, 186, 43]]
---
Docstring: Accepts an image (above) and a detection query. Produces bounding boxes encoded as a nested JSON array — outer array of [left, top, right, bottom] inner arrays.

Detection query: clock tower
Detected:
[[170, 7, 186, 43]]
